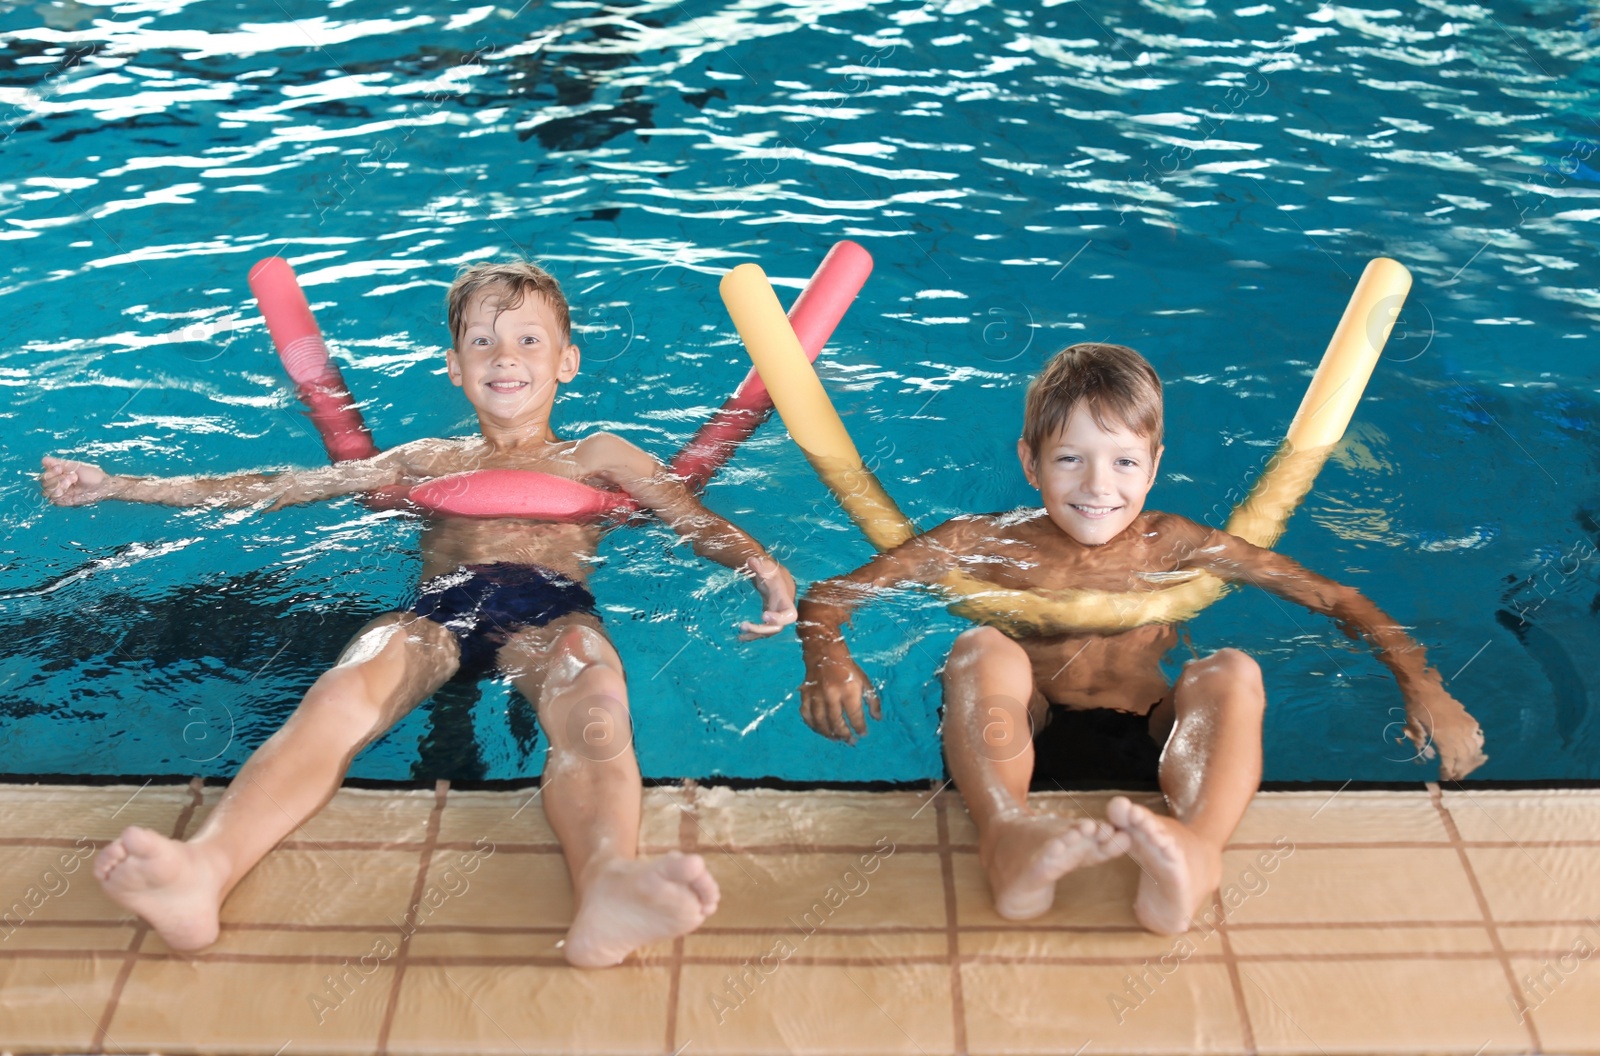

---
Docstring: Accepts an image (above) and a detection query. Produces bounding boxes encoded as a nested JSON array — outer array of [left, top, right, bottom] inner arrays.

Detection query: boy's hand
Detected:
[[738, 554, 798, 641], [40, 456, 120, 506], [800, 652, 882, 742], [1401, 684, 1488, 781]]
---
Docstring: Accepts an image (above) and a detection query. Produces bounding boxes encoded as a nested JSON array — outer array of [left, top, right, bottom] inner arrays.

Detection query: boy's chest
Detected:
[[968, 533, 1188, 594], [406, 441, 590, 482]]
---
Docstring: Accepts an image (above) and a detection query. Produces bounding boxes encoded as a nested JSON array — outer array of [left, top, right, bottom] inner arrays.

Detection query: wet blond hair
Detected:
[[1021, 342, 1163, 457], [446, 260, 572, 349]]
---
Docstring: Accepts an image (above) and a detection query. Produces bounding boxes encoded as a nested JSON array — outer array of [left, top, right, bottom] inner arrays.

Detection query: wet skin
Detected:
[[797, 406, 1486, 932], [43, 286, 797, 963]]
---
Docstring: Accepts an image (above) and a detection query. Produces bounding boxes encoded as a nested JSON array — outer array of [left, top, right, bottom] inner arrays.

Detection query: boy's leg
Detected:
[[942, 627, 1127, 920], [499, 617, 718, 969], [95, 613, 460, 950], [1108, 647, 1265, 935]]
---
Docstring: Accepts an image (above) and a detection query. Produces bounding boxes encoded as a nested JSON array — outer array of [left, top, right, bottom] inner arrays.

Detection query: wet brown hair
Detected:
[[446, 261, 572, 349], [1021, 342, 1163, 457]]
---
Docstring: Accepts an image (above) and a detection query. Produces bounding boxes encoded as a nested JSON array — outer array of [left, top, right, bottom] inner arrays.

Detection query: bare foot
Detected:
[[980, 811, 1130, 920], [95, 826, 228, 951], [563, 851, 720, 968], [1106, 796, 1220, 935]]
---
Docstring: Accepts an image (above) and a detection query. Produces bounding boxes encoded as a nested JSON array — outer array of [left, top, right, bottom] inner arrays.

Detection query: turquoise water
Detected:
[[1, 0, 1597, 783]]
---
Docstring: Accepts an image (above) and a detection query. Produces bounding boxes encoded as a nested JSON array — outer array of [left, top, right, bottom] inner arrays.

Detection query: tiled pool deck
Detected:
[[2, 781, 1597, 1055]]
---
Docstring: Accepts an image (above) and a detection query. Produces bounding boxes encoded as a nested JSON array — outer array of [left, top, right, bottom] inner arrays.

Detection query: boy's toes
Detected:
[[94, 838, 128, 880]]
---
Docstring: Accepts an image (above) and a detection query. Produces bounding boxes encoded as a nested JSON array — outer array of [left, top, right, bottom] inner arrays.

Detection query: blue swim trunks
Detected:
[[410, 562, 600, 679]]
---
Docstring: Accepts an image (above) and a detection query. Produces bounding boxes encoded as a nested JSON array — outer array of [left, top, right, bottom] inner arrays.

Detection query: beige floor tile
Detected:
[[1466, 846, 1600, 923], [1228, 789, 1447, 846], [0, 782, 193, 840], [188, 785, 436, 846], [961, 925, 1210, 962], [435, 787, 558, 846], [641, 784, 691, 849], [406, 928, 570, 962], [147, 927, 404, 960], [963, 962, 1243, 1053], [685, 928, 949, 962], [1217, 847, 1481, 926], [679, 962, 955, 1055], [952, 851, 1144, 930], [0, 923, 134, 952], [1227, 924, 1496, 957], [1444, 788, 1600, 843], [292, 786, 437, 844], [415, 847, 574, 929], [428, 786, 684, 854], [0, 843, 128, 925], [0, 953, 124, 1052], [1240, 958, 1531, 1053], [109, 956, 393, 1052], [1499, 921, 1600, 957], [220, 849, 422, 929], [1508, 953, 1600, 1050], [945, 793, 980, 846], [387, 964, 671, 1054], [710, 850, 945, 931], [689, 786, 942, 849]]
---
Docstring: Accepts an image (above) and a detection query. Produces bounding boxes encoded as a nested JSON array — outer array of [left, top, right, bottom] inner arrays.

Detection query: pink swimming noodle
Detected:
[[248, 257, 379, 464], [669, 240, 873, 492]]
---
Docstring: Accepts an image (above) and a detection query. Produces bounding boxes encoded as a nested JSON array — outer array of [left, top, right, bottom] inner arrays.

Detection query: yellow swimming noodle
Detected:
[[721, 257, 1412, 636]]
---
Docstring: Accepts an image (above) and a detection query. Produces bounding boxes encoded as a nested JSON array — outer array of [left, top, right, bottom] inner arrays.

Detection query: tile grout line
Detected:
[[1212, 888, 1257, 1054], [92, 776, 204, 1054], [664, 779, 697, 1056], [1430, 782, 1542, 1054], [934, 785, 967, 1056], [374, 779, 449, 1056]]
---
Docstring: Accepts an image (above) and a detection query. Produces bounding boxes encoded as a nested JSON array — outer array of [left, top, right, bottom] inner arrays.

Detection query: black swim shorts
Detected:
[[1029, 704, 1168, 789], [410, 562, 600, 680]]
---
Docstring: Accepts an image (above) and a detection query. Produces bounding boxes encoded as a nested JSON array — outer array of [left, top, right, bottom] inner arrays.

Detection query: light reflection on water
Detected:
[[0, 0, 1597, 781]]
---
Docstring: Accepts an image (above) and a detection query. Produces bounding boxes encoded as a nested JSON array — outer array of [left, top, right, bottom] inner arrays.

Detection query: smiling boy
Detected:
[[40, 261, 797, 965], [797, 342, 1485, 933]]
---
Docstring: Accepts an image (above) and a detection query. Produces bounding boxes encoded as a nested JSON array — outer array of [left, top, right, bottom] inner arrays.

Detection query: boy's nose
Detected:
[[1082, 462, 1115, 493]]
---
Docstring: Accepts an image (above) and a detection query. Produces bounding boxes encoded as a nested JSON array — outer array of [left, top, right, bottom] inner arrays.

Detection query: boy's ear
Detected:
[[1016, 438, 1039, 488], [1150, 443, 1165, 481], [445, 346, 463, 387], [559, 342, 580, 383]]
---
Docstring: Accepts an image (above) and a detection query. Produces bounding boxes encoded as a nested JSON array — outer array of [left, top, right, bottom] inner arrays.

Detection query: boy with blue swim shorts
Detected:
[[796, 343, 1486, 933], [41, 261, 797, 966]]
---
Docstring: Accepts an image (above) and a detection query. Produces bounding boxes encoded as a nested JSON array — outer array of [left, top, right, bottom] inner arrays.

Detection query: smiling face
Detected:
[[1018, 403, 1163, 547], [445, 285, 580, 429]]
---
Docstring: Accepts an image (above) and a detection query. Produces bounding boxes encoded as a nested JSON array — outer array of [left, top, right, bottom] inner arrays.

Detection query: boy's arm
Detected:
[[798, 519, 969, 741], [1178, 520, 1488, 779], [575, 432, 797, 639], [40, 445, 417, 511]]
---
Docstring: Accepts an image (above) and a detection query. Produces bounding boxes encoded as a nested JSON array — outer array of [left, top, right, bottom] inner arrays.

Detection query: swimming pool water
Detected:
[[1, 0, 1597, 783]]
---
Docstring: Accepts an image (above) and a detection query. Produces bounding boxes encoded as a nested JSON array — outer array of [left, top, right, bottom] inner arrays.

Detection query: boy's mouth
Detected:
[[1069, 504, 1121, 519], [487, 379, 529, 394]]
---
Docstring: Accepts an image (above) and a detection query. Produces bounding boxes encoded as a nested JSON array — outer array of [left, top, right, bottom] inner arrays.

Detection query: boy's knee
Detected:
[[1180, 648, 1262, 692], [553, 623, 611, 663], [539, 623, 625, 696], [945, 625, 1018, 674]]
